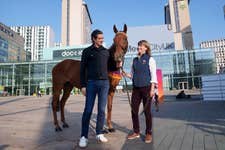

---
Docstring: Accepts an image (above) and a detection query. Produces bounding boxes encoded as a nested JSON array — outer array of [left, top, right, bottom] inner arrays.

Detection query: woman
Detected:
[[123, 40, 157, 143]]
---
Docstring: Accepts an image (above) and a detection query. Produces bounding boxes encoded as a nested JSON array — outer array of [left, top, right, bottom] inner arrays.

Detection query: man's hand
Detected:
[[117, 61, 123, 68], [81, 87, 86, 96]]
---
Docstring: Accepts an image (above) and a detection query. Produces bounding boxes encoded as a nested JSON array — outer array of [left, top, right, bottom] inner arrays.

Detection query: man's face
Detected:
[[93, 34, 104, 47]]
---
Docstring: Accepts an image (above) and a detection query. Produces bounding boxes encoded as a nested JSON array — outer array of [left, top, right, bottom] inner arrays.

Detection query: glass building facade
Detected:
[[0, 48, 216, 96], [0, 22, 26, 63], [0, 61, 60, 96], [122, 48, 216, 91], [0, 36, 8, 62]]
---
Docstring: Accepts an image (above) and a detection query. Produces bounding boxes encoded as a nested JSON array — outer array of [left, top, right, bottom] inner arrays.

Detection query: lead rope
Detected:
[[121, 68, 134, 114], [121, 67, 152, 115], [140, 94, 153, 115]]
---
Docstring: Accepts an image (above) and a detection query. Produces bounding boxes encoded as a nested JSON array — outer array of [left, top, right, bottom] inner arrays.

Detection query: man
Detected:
[[79, 29, 109, 148]]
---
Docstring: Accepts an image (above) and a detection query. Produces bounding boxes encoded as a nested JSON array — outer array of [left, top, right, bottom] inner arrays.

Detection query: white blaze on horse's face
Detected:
[[117, 32, 128, 51], [114, 32, 128, 61]]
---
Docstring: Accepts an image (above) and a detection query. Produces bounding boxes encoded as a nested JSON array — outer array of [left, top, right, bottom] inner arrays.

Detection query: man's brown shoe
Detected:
[[145, 134, 152, 143], [127, 132, 140, 140]]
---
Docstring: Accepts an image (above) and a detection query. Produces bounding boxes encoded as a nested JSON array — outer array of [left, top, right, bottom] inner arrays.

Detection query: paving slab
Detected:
[[0, 94, 225, 150]]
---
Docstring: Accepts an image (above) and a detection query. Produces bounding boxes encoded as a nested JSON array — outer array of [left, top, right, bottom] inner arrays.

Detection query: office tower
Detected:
[[0, 22, 26, 62], [200, 38, 225, 73], [61, 0, 92, 46], [11, 25, 54, 61], [165, 0, 194, 50]]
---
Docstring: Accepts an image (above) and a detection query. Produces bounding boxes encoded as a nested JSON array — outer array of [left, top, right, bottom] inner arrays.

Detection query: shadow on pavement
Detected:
[[1, 95, 225, 150], [0, 144, 10, 150], [0, 97, 29, 106], [153, 101, 225, 135]]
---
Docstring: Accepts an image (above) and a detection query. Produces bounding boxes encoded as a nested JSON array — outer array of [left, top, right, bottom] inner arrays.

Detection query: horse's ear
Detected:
[[113, 25, 118, 33], [123, 24, 127, 33]]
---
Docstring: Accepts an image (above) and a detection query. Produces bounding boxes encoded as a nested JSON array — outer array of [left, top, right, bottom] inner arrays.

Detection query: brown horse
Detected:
[[106, 25, 128, 132], [52, 24, 128, 132]]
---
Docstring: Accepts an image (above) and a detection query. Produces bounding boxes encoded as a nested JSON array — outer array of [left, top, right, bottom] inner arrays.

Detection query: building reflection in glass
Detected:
[[0, 48, 216, 95], [122, 48, 216, 91]]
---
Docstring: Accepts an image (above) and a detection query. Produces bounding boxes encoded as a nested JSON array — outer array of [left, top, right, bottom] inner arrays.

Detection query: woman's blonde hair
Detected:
[[138, 40, 151, 56]]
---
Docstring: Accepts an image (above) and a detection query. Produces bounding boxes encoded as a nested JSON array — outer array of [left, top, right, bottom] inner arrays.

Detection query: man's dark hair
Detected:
[[91, 29, 103, 43]]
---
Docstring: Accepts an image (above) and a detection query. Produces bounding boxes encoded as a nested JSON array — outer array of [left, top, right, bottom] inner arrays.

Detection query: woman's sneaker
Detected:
[[79, 136, 88, 148], [96, 134, 108, 143]]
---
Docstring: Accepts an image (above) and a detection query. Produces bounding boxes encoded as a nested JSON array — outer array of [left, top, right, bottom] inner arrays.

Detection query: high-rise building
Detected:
[[0, 22, 26, 62], [165, 0, 194, 50], [10, 25, 54, 61], [61, 0, 92, 46], [200, 38, 225, 73]]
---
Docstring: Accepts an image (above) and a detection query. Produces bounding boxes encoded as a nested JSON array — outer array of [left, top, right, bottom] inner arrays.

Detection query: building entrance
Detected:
[[178, 81, 188, 90]]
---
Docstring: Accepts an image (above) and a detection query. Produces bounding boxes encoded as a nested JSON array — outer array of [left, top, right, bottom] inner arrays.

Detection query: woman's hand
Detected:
[[122, 71, 132, 78], [150, 83, 156, 97]]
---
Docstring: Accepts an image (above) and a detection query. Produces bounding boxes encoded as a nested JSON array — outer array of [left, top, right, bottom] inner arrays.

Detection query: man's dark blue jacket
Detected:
[[80, 44, 109, 88]]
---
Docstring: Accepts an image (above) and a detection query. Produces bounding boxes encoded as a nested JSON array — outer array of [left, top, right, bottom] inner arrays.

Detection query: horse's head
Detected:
[[112, 24, 128, 63]]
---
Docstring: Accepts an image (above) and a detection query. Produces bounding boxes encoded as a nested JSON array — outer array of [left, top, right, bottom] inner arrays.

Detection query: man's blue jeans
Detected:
[[81, 80, 109, 138]]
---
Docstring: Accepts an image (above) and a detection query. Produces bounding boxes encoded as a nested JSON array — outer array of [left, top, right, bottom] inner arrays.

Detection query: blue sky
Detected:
[[0, 0, 224, 48]]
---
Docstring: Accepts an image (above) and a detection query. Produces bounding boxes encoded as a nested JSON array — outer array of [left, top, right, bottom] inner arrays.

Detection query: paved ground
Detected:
[[0, 94, 225, 150]]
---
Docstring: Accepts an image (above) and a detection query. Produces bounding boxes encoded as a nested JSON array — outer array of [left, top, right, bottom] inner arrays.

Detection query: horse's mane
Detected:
[[108, 43, 116, 56], [108, 44, 118, 72]]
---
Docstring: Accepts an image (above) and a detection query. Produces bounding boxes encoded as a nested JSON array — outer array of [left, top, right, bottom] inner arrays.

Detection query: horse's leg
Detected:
[[107, 87, 116, 132], [52, 85, 63, 132], [60, 83, 73, 128], [107, 77, 120, 132]]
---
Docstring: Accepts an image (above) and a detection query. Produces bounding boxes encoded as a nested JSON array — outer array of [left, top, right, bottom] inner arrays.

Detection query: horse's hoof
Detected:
[[63, 123, 69, 128], [55, 126, 62, 132], [108, 128, 116, 132]]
